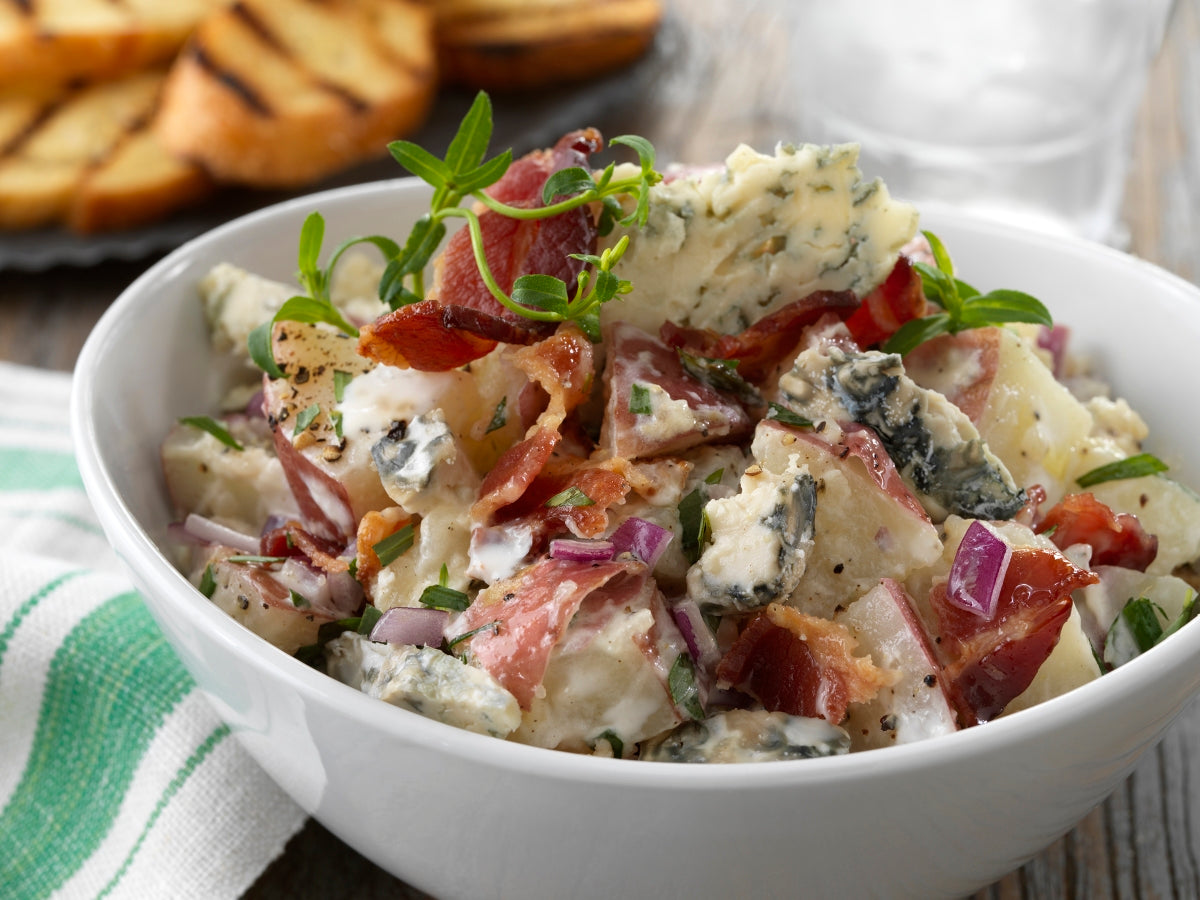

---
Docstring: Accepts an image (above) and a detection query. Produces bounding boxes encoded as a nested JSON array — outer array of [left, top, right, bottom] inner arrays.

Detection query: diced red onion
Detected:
[[370, 606, 449, 647], [610, 517, 673, 568], [671, 598, 723, 672], [1037, 324, 1070, 379], [549, 538, 615, 563], [946, 521, 1012, 620], [245, 390, 266, 417], [180, 513, 260, 553], [275, 558, 332, 610], [326, 568, 364, 617]]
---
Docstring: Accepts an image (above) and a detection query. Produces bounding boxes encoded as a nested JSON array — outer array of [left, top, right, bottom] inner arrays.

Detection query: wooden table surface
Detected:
[[3, 2, 1198, 897]]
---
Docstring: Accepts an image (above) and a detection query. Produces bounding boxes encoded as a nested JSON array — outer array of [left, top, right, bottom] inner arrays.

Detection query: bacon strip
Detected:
[[660, 290, 859, 383], [271, 422, 356, 543], [1036, 492, 1158, 572], [458, 557, 646, 708], [716, 603, 895, 724], [357, 301, 543, 372], [843, 256, 928, 349], [931, 546, 1099, 725]]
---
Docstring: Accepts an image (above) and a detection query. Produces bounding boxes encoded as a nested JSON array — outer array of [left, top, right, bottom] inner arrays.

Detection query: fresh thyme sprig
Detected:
[[883, 231, 1053, 356], [250, 91, 661, 376], [382, 91, 660, 334]]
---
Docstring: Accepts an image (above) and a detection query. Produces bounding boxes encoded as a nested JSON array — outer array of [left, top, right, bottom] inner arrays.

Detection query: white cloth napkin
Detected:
[[0, 363, 307, 900]]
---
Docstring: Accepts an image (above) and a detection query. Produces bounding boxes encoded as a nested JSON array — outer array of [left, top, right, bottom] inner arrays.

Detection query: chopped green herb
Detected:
[[357, 605, 383, 635], [677, 350, 762, 406], [373, 522, 415, 567], [446, 619, 500, 650], [333, 369, 354, 403], [704, 468, 725, 485], [485, 396, 508, 434], [294, 402, 321, 435], [179, 416, 243, 451], [629, 382, 653, 415], [883, 231, 1053, 355], [765, 402, 813, 428], [594, 729, 625, 759], [226, 554, 287, 565], [1103, 590, 1198, 668], [331, 409, 344, 442], [198, 564, 217, 598], [1076, 453, 1169, 488], [668, 653, 705, 720], [678, 488, 711, 565], [419, 584, 471, 612], [289, 589, 310, 609], [546, 486, 595, 508]]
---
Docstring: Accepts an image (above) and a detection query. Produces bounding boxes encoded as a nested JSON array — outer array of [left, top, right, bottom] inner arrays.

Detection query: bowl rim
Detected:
[[71, 176, 1200, 790]]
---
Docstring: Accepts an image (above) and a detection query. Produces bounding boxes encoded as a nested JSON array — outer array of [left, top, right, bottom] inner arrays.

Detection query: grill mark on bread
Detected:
[[5, 0, 33, 15], [187, 40, 273, 117], [230, 0, 370, 113], [1, 100, 59, 157]]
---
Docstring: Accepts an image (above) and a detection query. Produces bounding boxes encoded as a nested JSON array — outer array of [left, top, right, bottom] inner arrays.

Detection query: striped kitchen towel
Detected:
[[0, 363, 307, 900]]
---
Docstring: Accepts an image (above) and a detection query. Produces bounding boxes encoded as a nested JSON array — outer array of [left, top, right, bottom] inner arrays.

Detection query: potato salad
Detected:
[[162, 107, 1200, 763]]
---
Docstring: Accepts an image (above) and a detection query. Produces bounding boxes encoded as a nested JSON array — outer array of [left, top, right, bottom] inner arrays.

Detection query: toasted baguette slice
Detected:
[[155, 0, 437, 188], [0, 72, 210, 232], [428, 0, 662, 91], [69, 129, 213, 233], [0, 0, 229, 88]]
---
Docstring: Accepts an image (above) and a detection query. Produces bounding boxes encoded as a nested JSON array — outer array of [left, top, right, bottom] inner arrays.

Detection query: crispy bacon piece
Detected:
[[271, 421, 356, 543], [261, 519, 351, 573], [472, 426, 560, 526], [716, 603, 896, 724], [357, 301, 543, 372], [458, 556, 647, 708], [430, 129, 602, 327], [496, 458, 629, 545], [510, 324, 595, 431], [843, 256, 928, 349], [931, 546, 1099, 725], [1036, 492, 1158, 572], [660, 290, 859, 383]]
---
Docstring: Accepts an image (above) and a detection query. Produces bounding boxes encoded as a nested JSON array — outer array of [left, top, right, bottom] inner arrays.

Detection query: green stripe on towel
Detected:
[[0, 592, 194, 899], [0, 448, 83, 492]]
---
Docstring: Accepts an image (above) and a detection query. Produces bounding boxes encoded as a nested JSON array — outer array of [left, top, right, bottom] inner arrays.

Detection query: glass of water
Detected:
[[795, 0, 1174, 245]]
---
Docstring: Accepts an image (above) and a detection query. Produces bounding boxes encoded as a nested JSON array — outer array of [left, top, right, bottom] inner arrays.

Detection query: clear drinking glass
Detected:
[[795, 0, 1174, 245]]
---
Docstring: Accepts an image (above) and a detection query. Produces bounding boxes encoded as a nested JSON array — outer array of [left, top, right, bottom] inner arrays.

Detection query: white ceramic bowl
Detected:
[[72, 179, 1200, 900]]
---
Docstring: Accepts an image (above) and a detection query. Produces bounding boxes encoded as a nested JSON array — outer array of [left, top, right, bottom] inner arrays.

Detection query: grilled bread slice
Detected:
[[154, 0, 437, 188], [0, 0, 229, 88], [0, 73, 210, 232], [428, 0, 662, 91]]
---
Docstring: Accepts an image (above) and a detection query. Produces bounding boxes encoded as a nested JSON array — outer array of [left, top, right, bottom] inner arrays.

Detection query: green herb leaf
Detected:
[[454, 151, 514, 195], [446, 619, 500, 650], [629, 382, 653, 415], [678, 488, 710, 565], [1161, 590, 1199, 642], [485, 396, 508, 434], [765, 402, 813, 428], [881, 313, 952, 356], [419, 584, 471, 612], [704, 468, 725, 485], [248, 321, 286, 379], [1076, 453, 1169, 488], [333, 370, 354, 403], [668, 653, 705, 720], [297, 212, 325, 276], [226, 554, 287, 565], [956, 290, 1052, 329], [511, 273, 570, 316], [357, 605, 383, 635], [611, 134, 656, 171], [198, 564, 217, 598], [594, 729, 625, 759], [179, 415, 244, 451], [373, 523, 415, 567], [541, 166, 597, 205], [274, 295, 359, 337], [545, 486, 595, 508], [443, 91, 493, 175], [289, 589, 310, 609], [293, 402, 321, 436], [677, 350, 762, 406], [388, 139, 452, 188]]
